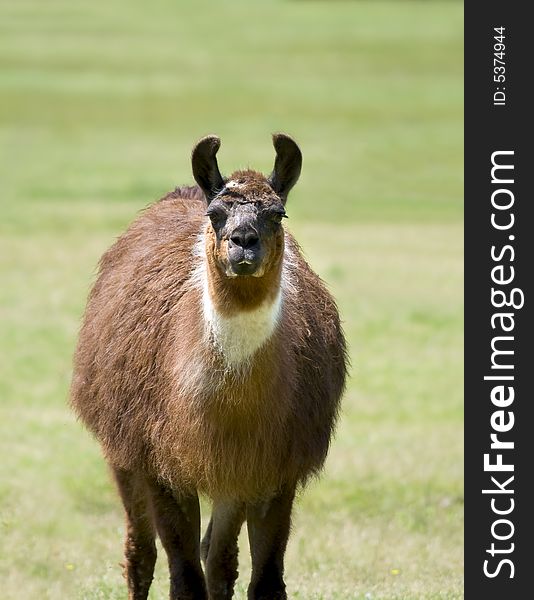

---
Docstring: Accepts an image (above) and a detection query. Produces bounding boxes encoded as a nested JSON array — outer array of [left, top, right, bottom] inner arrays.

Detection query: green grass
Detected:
[[0, 1, 463, 598]]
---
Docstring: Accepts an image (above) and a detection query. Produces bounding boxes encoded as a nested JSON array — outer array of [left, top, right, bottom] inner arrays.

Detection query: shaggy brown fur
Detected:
[[71, 135, 347, 600]]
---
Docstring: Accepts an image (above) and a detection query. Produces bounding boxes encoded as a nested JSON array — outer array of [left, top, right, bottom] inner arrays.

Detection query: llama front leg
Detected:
[[148, 480, 207, 600], [246, 486, 296, 600], [112, 468, 157, 600], [203, 501, 245, 600]]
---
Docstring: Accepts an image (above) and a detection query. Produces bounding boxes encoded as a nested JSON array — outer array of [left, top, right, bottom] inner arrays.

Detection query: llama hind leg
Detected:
[[204, 501, 245, 600], [148, 480, 207, 600], [246, 486, 296, 600], [112, 467, 157, 600]]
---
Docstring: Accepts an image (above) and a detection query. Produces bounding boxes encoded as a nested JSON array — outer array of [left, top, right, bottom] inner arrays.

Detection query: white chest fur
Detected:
[[202, 278, 282, 366]]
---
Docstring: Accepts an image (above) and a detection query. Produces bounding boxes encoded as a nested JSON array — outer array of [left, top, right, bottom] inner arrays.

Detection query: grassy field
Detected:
[[0, 1, 463, 598]]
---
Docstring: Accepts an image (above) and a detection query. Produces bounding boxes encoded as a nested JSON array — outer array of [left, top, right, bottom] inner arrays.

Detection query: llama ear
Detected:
[[191, 135, 225, 204], [268, 133, 302, 204]]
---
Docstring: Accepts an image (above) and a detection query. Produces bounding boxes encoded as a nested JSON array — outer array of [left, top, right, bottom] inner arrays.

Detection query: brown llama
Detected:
[[70, 134, 347, 600]]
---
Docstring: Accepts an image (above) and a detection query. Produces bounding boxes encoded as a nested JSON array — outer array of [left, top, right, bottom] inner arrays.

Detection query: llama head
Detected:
[[192, 134, 302, 278]]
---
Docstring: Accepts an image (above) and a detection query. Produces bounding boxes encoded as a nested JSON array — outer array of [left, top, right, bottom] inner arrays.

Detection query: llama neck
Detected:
[[194, 233, 285, 367], [202, 279, 282, 367]]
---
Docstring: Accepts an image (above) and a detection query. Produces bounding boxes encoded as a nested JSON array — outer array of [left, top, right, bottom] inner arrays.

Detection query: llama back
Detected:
[[70, 190, 208, 470], [280, 237, 347, 476]]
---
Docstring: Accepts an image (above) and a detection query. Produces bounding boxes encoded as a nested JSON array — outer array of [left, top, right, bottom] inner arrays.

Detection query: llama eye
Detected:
[[270, 211, 287, 224], [206, 209, 227, 227]]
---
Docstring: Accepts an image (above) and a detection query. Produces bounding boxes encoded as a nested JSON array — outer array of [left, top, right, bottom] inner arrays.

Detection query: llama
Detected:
[[71, 134, 347, 600]]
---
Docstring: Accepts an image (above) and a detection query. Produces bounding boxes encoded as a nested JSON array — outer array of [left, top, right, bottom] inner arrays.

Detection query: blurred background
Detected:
[[0, 1, 463, 598]]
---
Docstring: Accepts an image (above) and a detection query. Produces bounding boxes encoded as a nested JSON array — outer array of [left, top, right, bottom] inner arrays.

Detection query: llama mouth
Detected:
[[228, 261, 259, 277]]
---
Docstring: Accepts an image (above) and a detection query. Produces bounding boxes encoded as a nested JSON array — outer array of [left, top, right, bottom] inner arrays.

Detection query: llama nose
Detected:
[[229, 228, 259, 250]]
